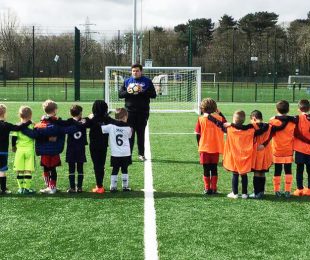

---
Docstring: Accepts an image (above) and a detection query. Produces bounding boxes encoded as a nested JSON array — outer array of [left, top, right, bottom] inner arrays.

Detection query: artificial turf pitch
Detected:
[[1, 102, 310, 260]]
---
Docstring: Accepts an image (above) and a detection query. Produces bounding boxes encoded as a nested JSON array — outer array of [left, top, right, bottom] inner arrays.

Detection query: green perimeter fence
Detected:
[[0, 81, 309, 102]]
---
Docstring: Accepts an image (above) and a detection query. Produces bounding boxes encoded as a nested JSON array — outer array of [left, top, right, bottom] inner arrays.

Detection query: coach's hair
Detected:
[[42, 99, 58, 114], [0, 104, 7, 117], [131, 63, 143, 71], [276, 100, 289, 114], [19, 106, 32, 119], [250, 110, 263, 120], [70, 104, 83, 117], [234, 110, 246, 125], [115, 108, 128, 120], [200, 98, 217, 114], [298, 99, 310, 112]]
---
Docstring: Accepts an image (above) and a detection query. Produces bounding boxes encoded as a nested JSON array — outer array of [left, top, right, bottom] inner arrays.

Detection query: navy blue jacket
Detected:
[[119, 76, 156, 114], [22, 117, 79, 156]]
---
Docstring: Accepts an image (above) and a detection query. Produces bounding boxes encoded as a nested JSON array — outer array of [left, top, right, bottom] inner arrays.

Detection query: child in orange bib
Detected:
[[293, 100, 310, 196], [269, 100, 296, 198], [195, 98, 225, 195]]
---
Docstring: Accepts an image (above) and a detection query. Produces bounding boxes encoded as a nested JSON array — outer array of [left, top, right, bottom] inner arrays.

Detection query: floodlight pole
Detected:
[[132, 0, 137, 64]]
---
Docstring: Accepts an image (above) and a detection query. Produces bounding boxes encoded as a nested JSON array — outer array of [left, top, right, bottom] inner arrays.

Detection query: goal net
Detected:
[[105, 66, 201, 114], [288, 75, 310, 90]]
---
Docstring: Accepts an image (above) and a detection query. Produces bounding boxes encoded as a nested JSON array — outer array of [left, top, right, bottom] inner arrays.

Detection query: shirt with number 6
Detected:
[[101, 124, 132, 157]]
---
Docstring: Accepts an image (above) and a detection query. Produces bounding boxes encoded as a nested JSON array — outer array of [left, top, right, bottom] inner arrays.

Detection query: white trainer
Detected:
[[241, 194, 248, 199], [227, 192, 238, 199]]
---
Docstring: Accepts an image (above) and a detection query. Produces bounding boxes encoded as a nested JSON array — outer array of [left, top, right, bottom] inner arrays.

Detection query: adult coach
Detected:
[[119, 64, 156, 161]]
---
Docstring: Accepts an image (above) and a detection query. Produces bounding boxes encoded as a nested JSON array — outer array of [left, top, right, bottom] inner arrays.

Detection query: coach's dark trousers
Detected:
[[127, 112, 149, 156]]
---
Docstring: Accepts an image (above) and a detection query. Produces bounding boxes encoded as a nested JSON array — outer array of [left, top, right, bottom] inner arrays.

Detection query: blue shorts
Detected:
[[295, 151, 310, 165], [0, 153, 8, 172]]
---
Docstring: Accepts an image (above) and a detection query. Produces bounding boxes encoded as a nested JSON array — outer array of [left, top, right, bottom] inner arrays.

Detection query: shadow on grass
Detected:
[[1, 191, 310, 202], [151, 159, 199, 165]]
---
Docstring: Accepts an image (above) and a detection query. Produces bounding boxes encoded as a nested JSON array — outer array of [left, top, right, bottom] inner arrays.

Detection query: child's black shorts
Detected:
[[110, 156, 132, 168]]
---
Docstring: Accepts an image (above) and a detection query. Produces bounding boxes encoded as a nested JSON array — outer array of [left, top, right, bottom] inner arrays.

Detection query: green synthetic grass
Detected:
[[1, 102, 310, 259]]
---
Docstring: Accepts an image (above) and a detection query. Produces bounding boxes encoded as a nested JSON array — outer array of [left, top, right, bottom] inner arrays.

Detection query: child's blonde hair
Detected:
[[42, 100, 58, 114], [200, 98, 217, 113], [233, 110, 246, 125], [19, 106, 32, 119], [0, 104, 7, 117], [115, 108, 128, 120]]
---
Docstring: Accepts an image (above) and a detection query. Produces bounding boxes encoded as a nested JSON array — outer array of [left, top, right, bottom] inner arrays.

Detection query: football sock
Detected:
[[253, 176, 259, 194], [232, 174, 239, 194], [210, 164, 218, 191], [43, 172, 49, 187], [122, 173, 129, 188], [0, 176, 7, 191], [77, 172, 84, 189], [69, 172, 75, 189], [261, 176, 266, 193], [273, 176, 281, 192], [241, 175, 248, 194], [285, 174, 293, 192], [296, 164, 304, 190], [17, 173, 25, 189], [211, 176, 218, 192], [24, 173, 32, 190], [203, 176, 211, 190], [307, 165, 310, 189], [111, 175, 118, 189]]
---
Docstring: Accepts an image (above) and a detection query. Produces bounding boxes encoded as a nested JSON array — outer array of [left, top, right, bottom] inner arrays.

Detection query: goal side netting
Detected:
[[105, 66, 201, 114]]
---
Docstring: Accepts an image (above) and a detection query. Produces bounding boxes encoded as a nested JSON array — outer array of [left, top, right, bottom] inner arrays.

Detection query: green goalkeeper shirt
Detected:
[[11, 124, 35, 152]]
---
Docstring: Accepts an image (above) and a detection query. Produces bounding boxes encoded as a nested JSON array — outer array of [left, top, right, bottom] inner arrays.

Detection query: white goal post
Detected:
[[105, 66, 201, 114], [288, 75, 310, 90]]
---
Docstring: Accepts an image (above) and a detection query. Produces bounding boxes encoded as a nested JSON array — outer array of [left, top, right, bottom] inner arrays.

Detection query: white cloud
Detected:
[[0, 0, 309, 32]]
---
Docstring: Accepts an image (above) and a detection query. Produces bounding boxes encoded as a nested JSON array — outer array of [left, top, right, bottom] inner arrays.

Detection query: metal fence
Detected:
[[0, 81, 308, 103]]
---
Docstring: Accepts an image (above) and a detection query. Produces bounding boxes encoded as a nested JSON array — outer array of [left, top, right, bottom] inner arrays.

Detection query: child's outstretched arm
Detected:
[[6, 121, 31, 132], [207, 114, 227, 133]]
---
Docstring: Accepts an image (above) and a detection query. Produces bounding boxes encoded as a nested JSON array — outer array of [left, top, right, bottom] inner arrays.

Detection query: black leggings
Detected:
[[90, 145, 107, 188], [296, 164, 310, 189], [274, 163, 292, 176], [203, 164, 218, 177]]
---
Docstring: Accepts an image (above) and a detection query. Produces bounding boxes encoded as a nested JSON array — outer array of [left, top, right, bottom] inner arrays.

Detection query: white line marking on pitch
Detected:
[[144, 123, 159, 260]]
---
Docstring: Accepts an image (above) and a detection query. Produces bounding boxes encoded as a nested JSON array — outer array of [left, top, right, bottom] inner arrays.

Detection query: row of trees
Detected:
[[0, 10, 310, 82]]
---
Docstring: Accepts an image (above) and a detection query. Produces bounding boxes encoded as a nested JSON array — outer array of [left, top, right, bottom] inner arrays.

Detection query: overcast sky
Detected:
[[0, 0, 309, 32]]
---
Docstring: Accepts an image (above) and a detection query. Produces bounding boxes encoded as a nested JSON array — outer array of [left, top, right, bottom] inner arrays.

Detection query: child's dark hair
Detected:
[[131, 63, 143, 71], [234, 110, 246, 125], [200, 98, 217, 114], [70, 104, 83, 117], [298, 99, 309, 112], [250, 110, 263, 120], [92, 100, 108, 117], [43, 100, 58, 114], [19, 106, 32, 119], [115, 108, 128, 120], [276, 100, 289, 114]]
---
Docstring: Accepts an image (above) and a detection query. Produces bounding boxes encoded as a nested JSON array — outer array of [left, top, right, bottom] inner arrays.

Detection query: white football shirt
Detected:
[[101, 124, 132, 157]]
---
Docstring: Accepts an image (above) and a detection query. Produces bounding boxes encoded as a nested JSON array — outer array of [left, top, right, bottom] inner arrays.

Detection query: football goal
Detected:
[[105, 66, 201, 114], [288, 75, 310, 91]]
